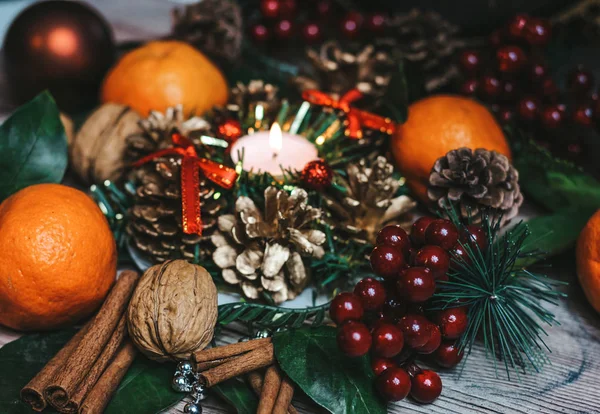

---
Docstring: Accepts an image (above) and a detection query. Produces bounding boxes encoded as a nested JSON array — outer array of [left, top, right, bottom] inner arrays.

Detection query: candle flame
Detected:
[[269, 122, 283, 155]]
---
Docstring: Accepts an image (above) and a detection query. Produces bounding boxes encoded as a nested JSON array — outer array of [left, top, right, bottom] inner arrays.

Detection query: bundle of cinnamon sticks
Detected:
[[21, 271, 140, 413], [193, 337, 297, 414]]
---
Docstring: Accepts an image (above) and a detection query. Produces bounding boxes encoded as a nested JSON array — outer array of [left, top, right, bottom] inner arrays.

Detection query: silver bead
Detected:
[[254, 329, 271, 339], [191, 383, 207, 402], [183, 402, 202, 414], [177, 361, 194, 374], [172, 374, 192, 393]]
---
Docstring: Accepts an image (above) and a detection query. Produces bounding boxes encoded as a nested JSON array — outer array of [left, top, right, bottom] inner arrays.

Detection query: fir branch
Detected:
[[217, 301, 330, 329], [433, 209, 567, 379]]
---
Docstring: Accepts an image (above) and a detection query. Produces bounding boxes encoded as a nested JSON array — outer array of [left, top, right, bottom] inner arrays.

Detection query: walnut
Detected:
[[70, 103, 142, 184], [127, 260, 218, 362]]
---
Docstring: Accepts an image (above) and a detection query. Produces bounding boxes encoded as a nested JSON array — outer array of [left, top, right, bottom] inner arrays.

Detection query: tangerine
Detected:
[[577, 210, 600, 313], [0, 184, 116, 331]]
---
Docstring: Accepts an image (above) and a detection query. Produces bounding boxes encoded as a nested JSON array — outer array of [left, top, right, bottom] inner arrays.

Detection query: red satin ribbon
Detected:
[[302, 89, 396, 139], [133, 133, 238, 235]]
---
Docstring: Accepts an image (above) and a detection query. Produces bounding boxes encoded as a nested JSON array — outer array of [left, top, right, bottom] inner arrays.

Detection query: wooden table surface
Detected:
[[1, 1, 600, 413]]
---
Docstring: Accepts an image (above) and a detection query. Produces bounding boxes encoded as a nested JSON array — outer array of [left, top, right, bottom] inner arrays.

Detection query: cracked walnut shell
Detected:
[[127, 260, 218, 362]]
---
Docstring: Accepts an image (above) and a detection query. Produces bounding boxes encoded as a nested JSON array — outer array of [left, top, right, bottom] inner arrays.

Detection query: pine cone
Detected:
[[291, 41, 395, 100], [127, 157, 226, 264], [212, 187, 325, 304], [125, 105, 214, 162], [321, 156, 416, 245], [387, 9, 468, 92], [171, 0, 243, 63], [428, 148, 524, 226]]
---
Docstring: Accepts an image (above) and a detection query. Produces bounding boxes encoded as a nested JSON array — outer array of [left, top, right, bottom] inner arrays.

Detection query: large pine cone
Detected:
[[127, 157, 226, 264], [427, 148, 523, 225]]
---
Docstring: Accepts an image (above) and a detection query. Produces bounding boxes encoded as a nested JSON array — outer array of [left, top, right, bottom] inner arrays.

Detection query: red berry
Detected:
[[569, 66, 594, 95], [573, 104, 595, 126], [340, 11, 362, 39], [500, 79, 517, 102], [370, 245, 405, 278], [260, 0, 281, 18], [460, 225, 488, 252], [496, 46, 527, 73], [539, 77, 559, 101], [524, 18, 552, 46], [279, 0, 297, 18], [517, 95, 541, 121], [250, 23, 270, 42], [354, 278, 386, 311], [540, 104, 564, 130], [411, 216, 435, 247], [415, 324, 442, 354], [410, 370, 442, 403], [397, 267, 436, 303], [330, 292, 364, 325], [302, 22, 322, 43], [316, 0, 333, 16], [435, 341, 464, 368], [436, 307, 468, 339], [381, 297, 408, 323], [480, 74, 502, 99], [274, 19, 295, 40], [414, 245, 450, 279], [371, 356, 397, 376], [460, 78, 479, 96], [337, 321, 372, 357], [372, 323, 404, 358], [366, 12, 386, 33], [458, 50, 481, 74], [507, 14, 529, 39], [497, 107, 514, 124], [376, 367, 411, 401], [530, 61, 547, 83], [425, 219, 459, 250], [450, 243, 470, 268], [397, 314, 432, 348], [376, 225, 411, 256]]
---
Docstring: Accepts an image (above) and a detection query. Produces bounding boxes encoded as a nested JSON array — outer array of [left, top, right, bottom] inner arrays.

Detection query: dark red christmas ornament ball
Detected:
[[302, 22, 322, 43], [274, 19, 295, 40], [300, 159, 333, 191], [340, 11, 363, 39], [217, 119, 243, 144], [496, 46, 527, 73], [260, 0, 281, 19], [3, 0, 116, 111], [250, 23, 270, 43]]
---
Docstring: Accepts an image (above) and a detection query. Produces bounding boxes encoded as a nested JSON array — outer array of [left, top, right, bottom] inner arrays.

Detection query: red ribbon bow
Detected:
[[133, 133, 238, 235], [301, 89, 396, 139]]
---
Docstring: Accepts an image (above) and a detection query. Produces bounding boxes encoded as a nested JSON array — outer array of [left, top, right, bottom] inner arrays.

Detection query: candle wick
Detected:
[[272, 151, 279, 160]]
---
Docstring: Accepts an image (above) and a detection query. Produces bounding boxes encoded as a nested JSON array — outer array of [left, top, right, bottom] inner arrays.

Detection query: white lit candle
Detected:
[[230, 122, 319, 176]]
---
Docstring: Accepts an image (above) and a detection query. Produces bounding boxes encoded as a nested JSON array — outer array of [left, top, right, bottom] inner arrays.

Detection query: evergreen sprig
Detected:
[[433, 210, 567, 379], [217, 301, 329, 329]]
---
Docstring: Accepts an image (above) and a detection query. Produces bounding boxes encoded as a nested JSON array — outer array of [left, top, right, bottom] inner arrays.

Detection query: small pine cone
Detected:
[[171, 0, 243, 63], [427, 148, 523, 226], [125, 105, 214, 162], [127, 157, 226, 264]]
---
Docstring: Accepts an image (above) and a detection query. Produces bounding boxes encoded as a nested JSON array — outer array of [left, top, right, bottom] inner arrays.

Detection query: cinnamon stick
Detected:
[[199, 343, 274, 387], [257, 365, 282, 414], [193, 337, 271, 364], [20, 324, 90, 412], [79, 341, 137, 414], [195, 355, 238, 371], [45, 271, 139, 409], [63, 316, 129, 413], [273, 375, 295, 414], [247, 370, 298, 414]]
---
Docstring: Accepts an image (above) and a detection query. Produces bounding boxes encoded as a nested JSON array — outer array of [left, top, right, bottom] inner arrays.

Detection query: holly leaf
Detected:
[[0, 329, 183, 414], [213, 378, 258, 414], [0, 91, 67, 201], [273, 326, 386, 414]]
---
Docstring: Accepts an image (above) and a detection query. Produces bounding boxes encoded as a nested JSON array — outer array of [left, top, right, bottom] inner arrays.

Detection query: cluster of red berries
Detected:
[[330, 217, 487, 403], [250, 0, 387, 44], [456, 13, 597, 160]]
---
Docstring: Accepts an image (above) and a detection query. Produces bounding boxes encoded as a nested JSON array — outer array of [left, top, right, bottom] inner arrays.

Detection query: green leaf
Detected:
[[0, 329, 183, 414], [518, 208, 595, 267], [0, 91, 67, 201], [105, 357, 182, 414], [213, 378, 258, 414], [273, 326, 386, 414]]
